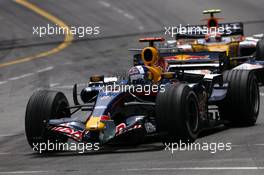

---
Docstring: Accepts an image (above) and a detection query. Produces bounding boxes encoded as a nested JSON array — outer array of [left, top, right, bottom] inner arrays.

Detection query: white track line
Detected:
[[53, 83, 87, 89], [49, 83, 60, 88], [260, 92, 264, 96], [0, 171, 49, 174], [99, 1, 111, 7], [228, 143, 264, 147], [0, 81, 8, 85], [8, 73, 34, 81], [99, 1, 135, 20], [36, 66, 54, 73], [52, 85, 73, 89], [0, 66, 54, 86], [0, 134, 18, 137], [0, 167, 263, 174], [126, 167, 264, 171], [0, 153, 9, 155], [0, 152, 32, 155]]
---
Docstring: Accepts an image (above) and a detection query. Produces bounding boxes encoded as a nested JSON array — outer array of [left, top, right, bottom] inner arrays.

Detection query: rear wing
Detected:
[[165, 51, 226, 63], [132, 49, 227, 71], [164, 51, 227, 72], [176, 22, 244, 40]]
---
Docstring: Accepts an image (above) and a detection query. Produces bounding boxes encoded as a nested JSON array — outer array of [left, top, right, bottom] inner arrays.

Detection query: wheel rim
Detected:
[[186, 95, 199, 133]]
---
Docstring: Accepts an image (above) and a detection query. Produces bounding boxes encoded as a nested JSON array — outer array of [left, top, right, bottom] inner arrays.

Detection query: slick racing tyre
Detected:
[[255, 39, 264, 83], [156, 83, 200, 143], [256, 39, 264, 61], [219, 70, 260, 126], [25, 90, 70, 150]]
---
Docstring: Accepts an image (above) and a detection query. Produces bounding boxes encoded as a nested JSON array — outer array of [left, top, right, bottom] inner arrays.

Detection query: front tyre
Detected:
[[25, 90, 70, 150]]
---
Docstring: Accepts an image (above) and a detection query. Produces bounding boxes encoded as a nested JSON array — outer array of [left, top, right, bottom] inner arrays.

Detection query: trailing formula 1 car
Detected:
[[163, 9, 264, 82], [25, 38, 262, 153]]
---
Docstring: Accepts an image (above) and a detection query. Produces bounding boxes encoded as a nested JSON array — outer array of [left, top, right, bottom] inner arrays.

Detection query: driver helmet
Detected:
[[128, 66, 151, 84]]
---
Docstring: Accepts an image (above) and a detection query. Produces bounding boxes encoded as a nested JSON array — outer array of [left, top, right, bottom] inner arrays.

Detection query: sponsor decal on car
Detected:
[[165, 55, 210, 60], [51, 126, 84, 141]]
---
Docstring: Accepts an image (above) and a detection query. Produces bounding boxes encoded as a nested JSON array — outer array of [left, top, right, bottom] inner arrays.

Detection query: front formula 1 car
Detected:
[[25, 38, 262, 153]]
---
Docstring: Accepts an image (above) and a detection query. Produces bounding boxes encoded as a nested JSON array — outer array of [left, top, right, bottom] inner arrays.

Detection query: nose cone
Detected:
[[86, 117, 105, 131]]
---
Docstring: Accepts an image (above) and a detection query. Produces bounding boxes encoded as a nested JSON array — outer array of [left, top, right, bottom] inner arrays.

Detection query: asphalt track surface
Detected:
[[0, 0, 264, 174]]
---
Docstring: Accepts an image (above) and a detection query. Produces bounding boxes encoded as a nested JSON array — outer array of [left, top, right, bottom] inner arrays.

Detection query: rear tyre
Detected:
[[156, 84, 200, 143], [25, 90, 70, 151], [256, 39, 264, 83], [219, 70, 259, 126], [256, 39, 264, 60]]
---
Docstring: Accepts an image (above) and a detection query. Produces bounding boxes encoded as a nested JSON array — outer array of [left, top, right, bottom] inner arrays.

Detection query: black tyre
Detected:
[[256, 39, 264, 60], [219, 70, 259, 126], [156, 83, 200, 143], [255, 39, 264, 83], [25, 90, 70, 150]]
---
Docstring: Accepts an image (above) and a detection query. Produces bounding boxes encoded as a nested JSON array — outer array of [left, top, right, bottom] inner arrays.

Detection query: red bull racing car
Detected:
[[25, 37, 263, 153]]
